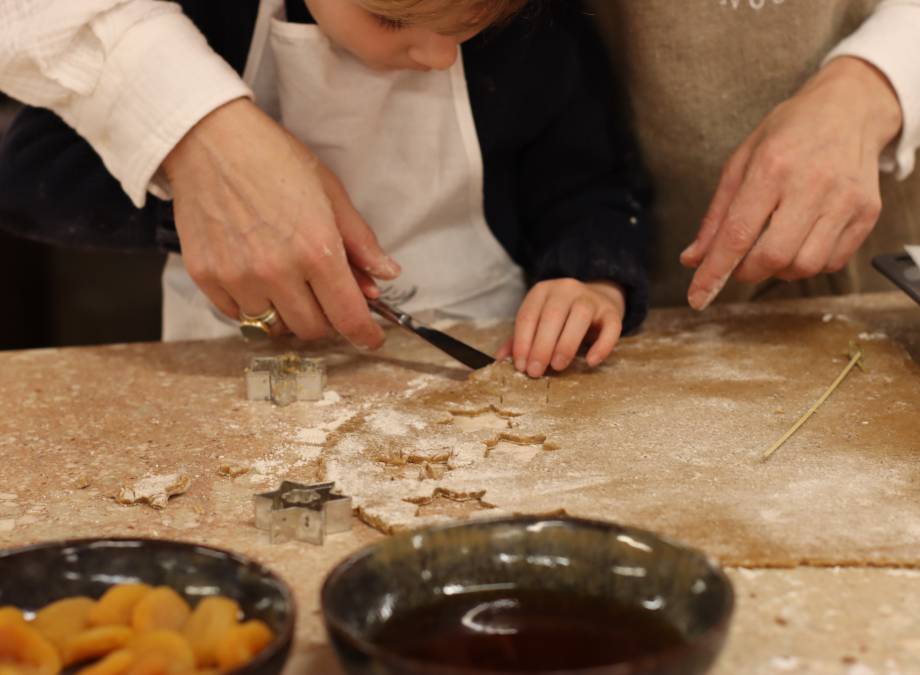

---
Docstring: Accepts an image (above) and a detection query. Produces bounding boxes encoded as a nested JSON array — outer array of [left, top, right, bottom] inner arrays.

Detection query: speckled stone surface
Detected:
[[1, 292, 918, 674]]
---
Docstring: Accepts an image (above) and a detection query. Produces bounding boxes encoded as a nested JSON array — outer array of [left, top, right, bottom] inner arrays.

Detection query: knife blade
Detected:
[[367, 298, 495, 370]]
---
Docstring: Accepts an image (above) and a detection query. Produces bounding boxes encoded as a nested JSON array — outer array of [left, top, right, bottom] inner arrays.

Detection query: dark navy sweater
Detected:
[[0, 0, 651, 332]]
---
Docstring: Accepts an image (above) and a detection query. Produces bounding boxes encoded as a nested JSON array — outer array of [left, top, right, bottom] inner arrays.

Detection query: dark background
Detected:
[[0, 95, 165, 350]]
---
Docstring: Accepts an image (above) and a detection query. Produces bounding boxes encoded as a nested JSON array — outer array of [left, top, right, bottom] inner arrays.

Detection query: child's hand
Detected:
[[496, 279, 625, 378]]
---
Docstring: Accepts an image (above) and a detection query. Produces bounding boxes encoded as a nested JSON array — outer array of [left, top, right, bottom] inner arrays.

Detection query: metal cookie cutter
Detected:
[[245, 354, 325, 407], [253, 480, 352, 545]]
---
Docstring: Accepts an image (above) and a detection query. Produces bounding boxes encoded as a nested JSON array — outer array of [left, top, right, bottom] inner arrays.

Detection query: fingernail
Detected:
[[688, 289, 706, 311], [527, 360, 543, 378], [688, 286, 717, 311], [681, 241, 699, 260], [551, 355, 566, 371], [353, 334, 385, 352], [515, 358, 526, 372], [691, 270, 732, 311], [368, 257, 399, 279]]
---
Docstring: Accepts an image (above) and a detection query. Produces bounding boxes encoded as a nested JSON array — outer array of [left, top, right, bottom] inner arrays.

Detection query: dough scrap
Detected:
[[115, 473, 191, 510], [216, 464, 249, 478], [404, 488, 496, 517]]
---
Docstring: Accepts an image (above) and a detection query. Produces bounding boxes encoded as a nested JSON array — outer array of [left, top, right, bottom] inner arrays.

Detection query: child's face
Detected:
[[304, 0, 483, 71]]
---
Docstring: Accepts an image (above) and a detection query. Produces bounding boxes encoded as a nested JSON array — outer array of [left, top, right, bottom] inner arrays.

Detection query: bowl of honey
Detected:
[[0, 538, 295, 674], [322, 516, 733, 675]]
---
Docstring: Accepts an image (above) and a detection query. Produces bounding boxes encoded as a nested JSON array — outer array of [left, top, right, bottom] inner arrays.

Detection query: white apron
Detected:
[[162, 0, 525, 341]]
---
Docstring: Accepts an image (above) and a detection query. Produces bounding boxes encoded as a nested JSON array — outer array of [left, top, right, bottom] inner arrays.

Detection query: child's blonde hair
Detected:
[[358, 0, 528, 34]]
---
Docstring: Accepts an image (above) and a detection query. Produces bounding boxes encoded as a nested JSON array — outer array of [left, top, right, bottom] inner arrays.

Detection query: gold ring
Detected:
[[239, 307, 279, 340]]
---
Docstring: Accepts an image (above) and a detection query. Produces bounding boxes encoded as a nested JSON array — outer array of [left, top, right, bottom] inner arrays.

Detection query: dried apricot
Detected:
[[125, 655, 184, 675], [182, 598, 240, 667], [74, 649, 135, 675], [0, 667, 40, 675], [131, 589, 189, 634], [32, 597, 95, 653], [61, 626, 133, 667], [125, 630, 195, 675], [0, 586, 268, 674], [0, 613, 61, 675], [214, 620, 273, 670], [0, 609, 24, 626], [88, 586, 152, 628]]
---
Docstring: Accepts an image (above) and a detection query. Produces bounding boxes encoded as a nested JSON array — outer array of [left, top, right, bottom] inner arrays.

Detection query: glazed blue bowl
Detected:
[[322, 516, 733, 675], [0, 538, 295, 674]]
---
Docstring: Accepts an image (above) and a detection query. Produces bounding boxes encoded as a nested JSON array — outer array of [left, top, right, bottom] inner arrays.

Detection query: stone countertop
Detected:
[[1, 291, 919, 674]]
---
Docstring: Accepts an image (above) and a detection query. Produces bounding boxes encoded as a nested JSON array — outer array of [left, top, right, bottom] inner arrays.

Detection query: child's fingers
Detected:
[[526, 297, 573, 378], [550, 301, 595, 372], [512, 284, 550, 372], [495, 338, 513, 361], [585, 312, 623, 367]]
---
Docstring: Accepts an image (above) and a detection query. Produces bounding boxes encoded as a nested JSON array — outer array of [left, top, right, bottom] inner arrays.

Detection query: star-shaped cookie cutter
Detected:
[[253, 480, 352, 545]]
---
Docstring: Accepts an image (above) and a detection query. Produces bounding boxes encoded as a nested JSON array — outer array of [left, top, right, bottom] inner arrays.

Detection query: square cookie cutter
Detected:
[[253, 480, 352, 545], [245, 354, 325, 407]]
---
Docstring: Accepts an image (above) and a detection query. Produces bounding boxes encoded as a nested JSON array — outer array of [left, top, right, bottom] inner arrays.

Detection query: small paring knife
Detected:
[[367, 298, 495, 370]]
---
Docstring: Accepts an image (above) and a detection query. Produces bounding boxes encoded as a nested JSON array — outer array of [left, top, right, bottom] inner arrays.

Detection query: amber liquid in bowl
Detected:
[[372, 588, 686, 671]]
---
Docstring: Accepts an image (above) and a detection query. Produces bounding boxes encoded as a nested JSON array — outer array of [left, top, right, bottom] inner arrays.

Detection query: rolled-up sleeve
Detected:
[[824, 0, 920, 179], [0, 0, 252, 206]]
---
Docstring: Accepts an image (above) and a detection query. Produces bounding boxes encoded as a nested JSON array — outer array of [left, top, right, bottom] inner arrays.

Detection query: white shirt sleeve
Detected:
[[0, 0, 253, 206], [824, 0, 920, 180]]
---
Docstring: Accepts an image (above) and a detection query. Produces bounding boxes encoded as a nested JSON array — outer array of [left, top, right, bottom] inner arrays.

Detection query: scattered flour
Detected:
[[368, 409, 426, 436], [316, 390, 341, 407], [821, 313, 853, 323], [267, 315, 920, 564], [295, 446, 323, 464], [323, 409, 359, 433], [249, 458, 285, 482], [758, 508, 784, 523], [450, 411, 509, 433], [769, 656, 800, 672], [296, 428, 328, 445], [402, 375, 437, 398], [430, 318, 461, 331], [822, 313, 853, 324], [471, 317, 502, 329], [858, 331, 888, 342]]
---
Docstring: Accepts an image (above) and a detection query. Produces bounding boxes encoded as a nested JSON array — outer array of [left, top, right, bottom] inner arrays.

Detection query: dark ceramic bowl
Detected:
[[0, 538, 295, 675], [322, 516, 733, 675]]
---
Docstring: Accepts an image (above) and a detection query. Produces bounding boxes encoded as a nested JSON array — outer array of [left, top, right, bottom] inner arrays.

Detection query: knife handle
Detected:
[[367, 298, 412, 328]]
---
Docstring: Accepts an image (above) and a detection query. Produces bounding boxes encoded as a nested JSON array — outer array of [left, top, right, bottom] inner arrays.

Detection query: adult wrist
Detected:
[[161, 97, 252, 186], [818, 56, 903, 154]]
